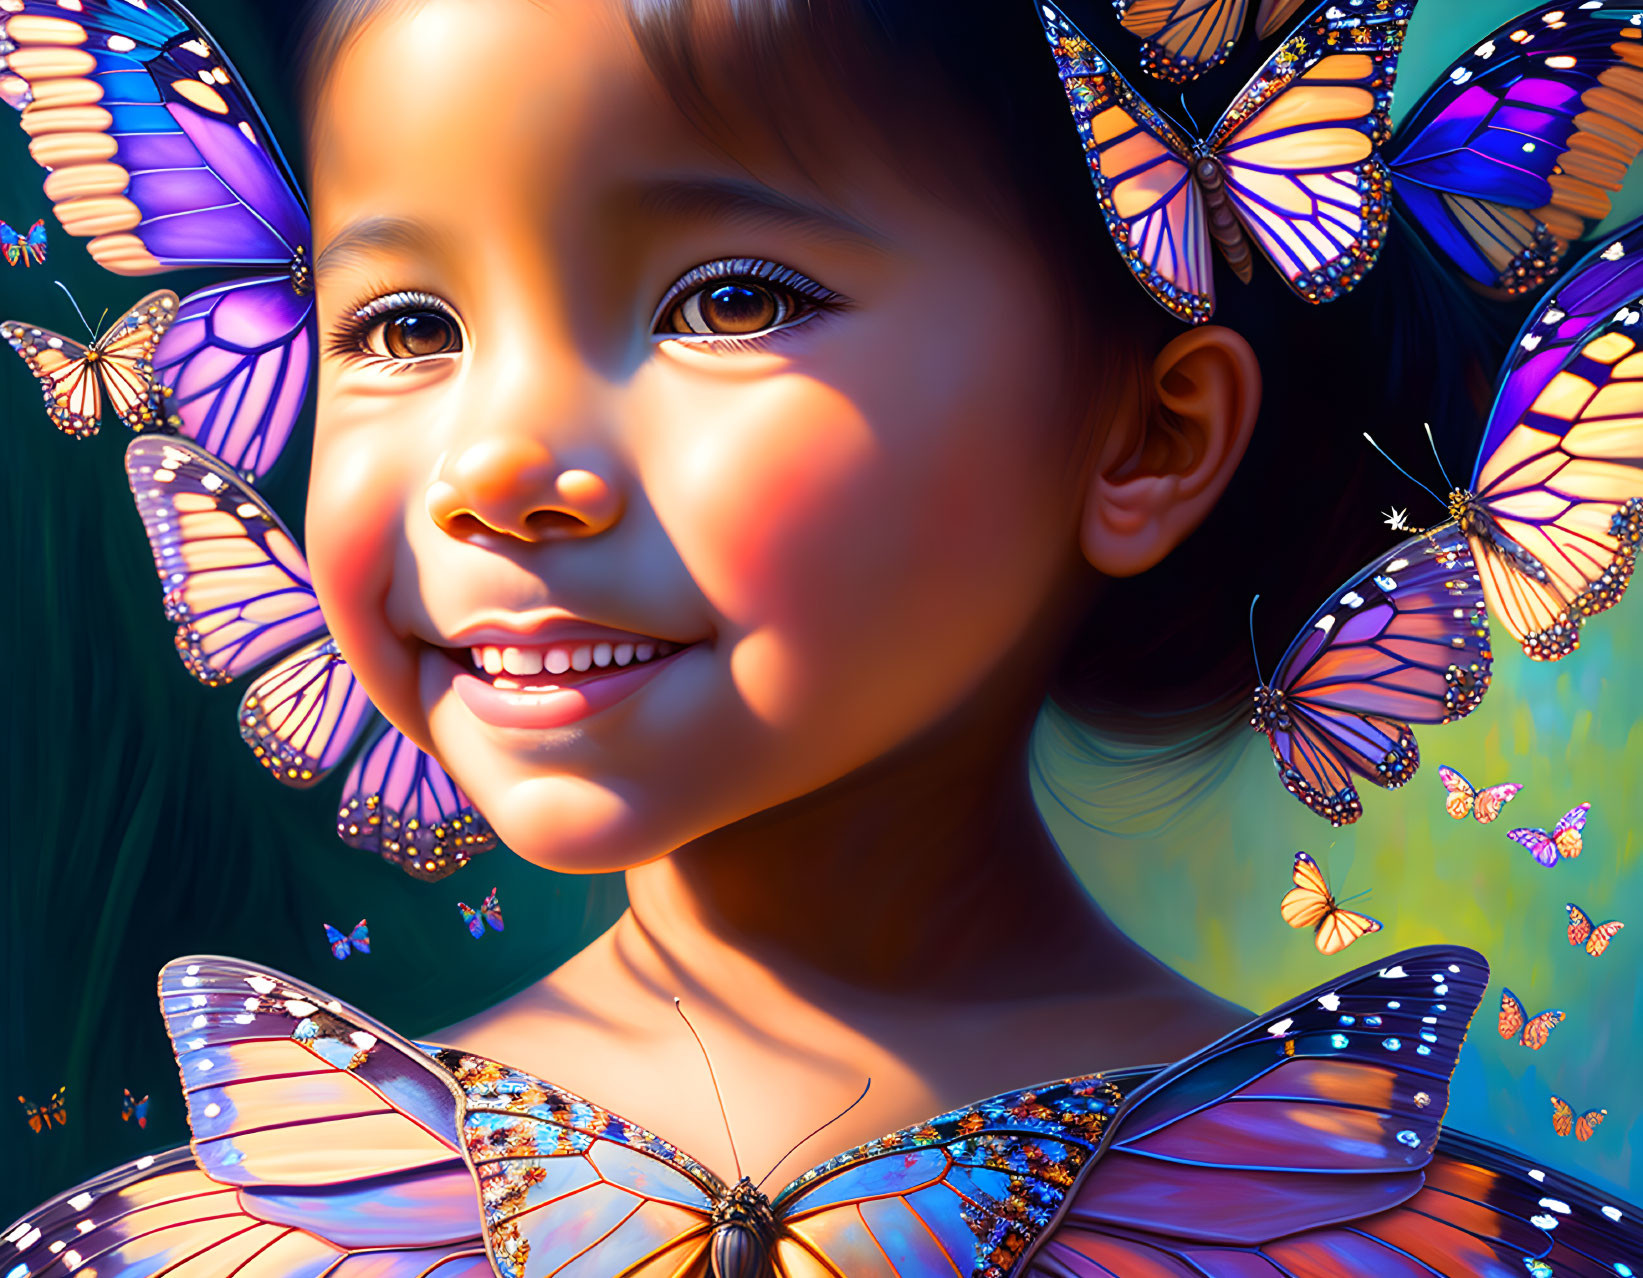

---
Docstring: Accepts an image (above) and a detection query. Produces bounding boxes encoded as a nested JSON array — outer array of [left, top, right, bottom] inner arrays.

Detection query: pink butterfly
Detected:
[[1438, 766, 1521, 822]]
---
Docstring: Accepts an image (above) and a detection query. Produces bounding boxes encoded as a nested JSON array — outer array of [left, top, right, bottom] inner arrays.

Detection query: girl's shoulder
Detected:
[[6, 948, 1639, 1278]]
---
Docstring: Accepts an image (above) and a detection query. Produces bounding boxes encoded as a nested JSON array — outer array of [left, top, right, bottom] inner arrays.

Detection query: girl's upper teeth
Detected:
[[470, 639, 675, 676]]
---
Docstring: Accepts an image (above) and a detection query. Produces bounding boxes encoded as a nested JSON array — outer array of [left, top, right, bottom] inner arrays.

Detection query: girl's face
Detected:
[[307, 0, 1098, 871]]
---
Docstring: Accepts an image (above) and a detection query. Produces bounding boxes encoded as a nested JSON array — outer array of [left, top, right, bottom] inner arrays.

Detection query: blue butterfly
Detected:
[[1388, 2, 1643, 293], [323, 919, 370, 961], [0, 218, 46, 266], [2, 0, 313, 479]]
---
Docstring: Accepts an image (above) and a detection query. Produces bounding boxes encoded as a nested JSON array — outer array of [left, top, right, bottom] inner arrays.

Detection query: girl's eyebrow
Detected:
[[314, 216, 450, 285], [628, 176, 888, 249]]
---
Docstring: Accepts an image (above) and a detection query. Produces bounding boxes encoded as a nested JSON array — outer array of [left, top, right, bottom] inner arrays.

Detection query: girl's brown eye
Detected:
[[667, 281, 789, 336], [373, 310, 462, 359]]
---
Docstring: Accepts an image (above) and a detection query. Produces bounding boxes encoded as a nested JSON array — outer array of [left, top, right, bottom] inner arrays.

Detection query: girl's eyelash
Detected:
[[651, 257, 846, 347], [325, 289, 459, 364]]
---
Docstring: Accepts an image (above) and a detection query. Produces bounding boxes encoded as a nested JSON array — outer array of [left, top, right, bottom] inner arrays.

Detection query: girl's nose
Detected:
[[425, 436, 623, 542]]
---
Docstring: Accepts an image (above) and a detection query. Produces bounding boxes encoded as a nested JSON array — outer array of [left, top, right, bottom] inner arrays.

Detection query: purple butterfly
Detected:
[[1250, 523, 1493, 824], [1, 0, 313, 479], [126, 435, 495, 880], [457, 888, 504, 939], [0, 217, 47, 266], [323, 919, 370, 961], [1509, 803, 1591, 867], [1389, 2, 1643, 294]]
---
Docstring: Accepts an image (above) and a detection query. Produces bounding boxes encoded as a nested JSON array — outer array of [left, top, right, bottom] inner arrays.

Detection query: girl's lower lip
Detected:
[[448, 648, 685, 729]]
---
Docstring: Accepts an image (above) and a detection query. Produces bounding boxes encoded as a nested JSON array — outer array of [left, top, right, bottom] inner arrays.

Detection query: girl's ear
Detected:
[[1079, 324, 1261, 578]]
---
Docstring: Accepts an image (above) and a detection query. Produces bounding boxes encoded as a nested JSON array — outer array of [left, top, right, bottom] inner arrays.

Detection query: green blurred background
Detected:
[[1, 0, 1639, 1222]]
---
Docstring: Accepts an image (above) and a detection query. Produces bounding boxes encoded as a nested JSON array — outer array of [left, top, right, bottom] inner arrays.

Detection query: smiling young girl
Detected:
[[2, 0, 1641, 1273]]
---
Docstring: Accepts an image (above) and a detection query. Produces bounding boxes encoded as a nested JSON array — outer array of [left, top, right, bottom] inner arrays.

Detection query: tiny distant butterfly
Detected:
[[1498, 987, 1564, 1050], [1280, 852, 1382, 955], [1551, 1095, 1608, 1141], [17, 1087, 66, 1133], [120, 1088, 149, 1129], [1037, 0, 1415, 323], [1, 290, 177, 439], [1249, 524, 1492, 825], [323, 918, 370, 961], [1438, 766, 1521, 823], [0, 217, 46, 266], [458, 888, 504, 939], [1566, 902, 1624, 956], [1510, 804, 1590, 866], [1113, 0, 1309, 83]]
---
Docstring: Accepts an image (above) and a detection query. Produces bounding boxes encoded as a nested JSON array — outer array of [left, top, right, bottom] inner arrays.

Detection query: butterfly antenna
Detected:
[[1178, 91, 1202, 136], [755, 1077, 873, 1193], [1422, 422, 1457, 492], [52, 280, 94, 339], [1248, 594, 1265, 687], [1336, 889, 1372, 907], [674, 998, 743, 1182], [1362, 433, 1447, 507]]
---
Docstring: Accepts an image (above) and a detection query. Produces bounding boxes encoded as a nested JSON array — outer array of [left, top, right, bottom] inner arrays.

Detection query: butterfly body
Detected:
[[0, 217, 47, 266], [708, 1178, 776, 1278]]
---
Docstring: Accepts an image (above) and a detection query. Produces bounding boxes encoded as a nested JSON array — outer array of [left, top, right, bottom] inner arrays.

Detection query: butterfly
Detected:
[[119, 1088, 149, 1129], [1566, 901, 1624, 956], [1280, 851, 1383, 954], [323, 919, 371, 961], [1551, 1095, 1608, 1142], [1510, 803, 1591, 867], [1498, 987, 1565, 1050], [1438, 764, 1522, 822], [1, 290, 177, 439], [1249, 522, 1492, 824], [17, 1087, 66, 1134], [124, 435, 495, 880], [1113, 0, 1309, 84], [0, 0, 314, 479], [458, 888, 504, 939], [0, 216, 46, 266], [1036, 0, 1415, 323], [1387, 3, 1643, 294]]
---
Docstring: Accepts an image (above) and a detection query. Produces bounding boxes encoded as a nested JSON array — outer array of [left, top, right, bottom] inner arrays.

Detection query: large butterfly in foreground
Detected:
[[1566, 901, 1624, 955], [1114, 0, 1308, 84], [1551, 1095, 1608, 1141], [1, 290, 176, 439], [1438, 764, 1521, 822], [0, 0, 315, 479], [0, 217, 46, 266], [1038, 0, 1415, 323], [1250, 522, 1492, 824], [124, 435, 495, 880], [1387, 2, 1643, 294], [1280, 851, 1382, 954], [1498, 986, 1565, 1049], [1510, 802, 1590, 866]]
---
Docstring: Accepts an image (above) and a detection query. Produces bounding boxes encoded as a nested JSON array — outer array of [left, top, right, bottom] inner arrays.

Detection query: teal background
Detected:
[[1, 0, 1640, 1223]]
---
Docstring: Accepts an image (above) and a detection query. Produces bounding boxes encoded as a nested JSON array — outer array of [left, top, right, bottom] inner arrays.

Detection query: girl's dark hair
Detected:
[[304, 0, 1514, 746]]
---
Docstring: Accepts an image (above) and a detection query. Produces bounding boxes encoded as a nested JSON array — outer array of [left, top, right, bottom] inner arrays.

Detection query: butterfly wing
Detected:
[[1498, 986, 1527, 1040], [1437, 764, 1479, 819], [239, 637, 378, 788], [1, 321, 99, 437], [119, 1088, 135, 1123], [1510, 825, 1563, 867], [482, 888, 504, 934], [1470, 780, 1521, 822], [1281, 851, 1333, 928], [1567, 901, 1595, 946], [1587, 919, 1625, 956], [1520, 1009, 1566, 1050], [1554, 800, 1590, 857], [25, 217, 46, 264], [1037, 1, 1215, 322], [0, 221, 18, 266], [134, 1094, 148, 1129], [1256, 524, 1492, 825], [88, 287, 180, 432], [1206, 0, 1413, 307], [1018, 947, 1493, 1274], [338, 725, 497, 882], [1388, 4, 1643, 292], [1552, 1094, 1575, 1137], [1114, 0, 1249, 84], [1314, 905, 1383, 957], [457, 903, 484, 939], [350, 919, 371, 956], [1253, 0, 1307, 38], [1576, 1108, 1608, 1141], [323, 922, 352, 961], [124, 435, 324, 685]]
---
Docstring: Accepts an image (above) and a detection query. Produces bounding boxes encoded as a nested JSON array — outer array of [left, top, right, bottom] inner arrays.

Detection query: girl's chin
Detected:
[[456, 769, 676, 875]]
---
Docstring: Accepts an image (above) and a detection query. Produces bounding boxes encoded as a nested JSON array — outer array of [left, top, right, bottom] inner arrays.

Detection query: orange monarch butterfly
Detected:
[[1497, 987, 1564, 1050], [17, 1086, 66, 1133], [1280, 852, 1382, 955], [1565, 902, 1625, 957], [1551, 1095, 1608, 1141], [1113, 0, 1310, 84], [0, 289, 176, 439], [1438, 765, 1521, 823]]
